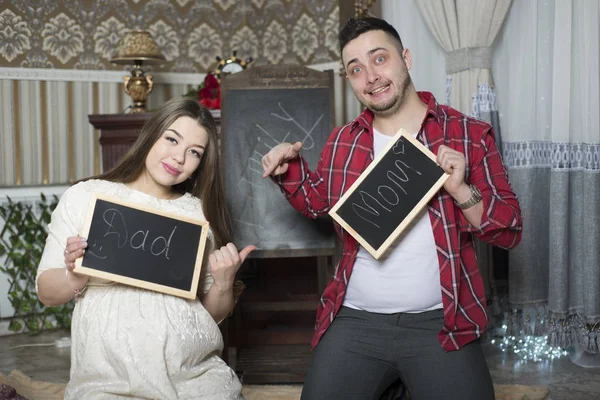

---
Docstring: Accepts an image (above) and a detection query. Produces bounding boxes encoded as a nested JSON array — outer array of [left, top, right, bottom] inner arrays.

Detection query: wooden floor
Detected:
[[2, 329, 600, 399], [0, 330, 71, 385], [235, 344, 312, 384]]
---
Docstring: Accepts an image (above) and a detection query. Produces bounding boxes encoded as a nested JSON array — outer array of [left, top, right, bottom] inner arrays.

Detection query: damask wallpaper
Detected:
[[0, 0, 340, 72]]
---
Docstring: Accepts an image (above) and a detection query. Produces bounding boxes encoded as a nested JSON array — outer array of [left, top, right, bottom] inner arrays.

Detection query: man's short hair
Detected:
[[339, 17, 404, 55]]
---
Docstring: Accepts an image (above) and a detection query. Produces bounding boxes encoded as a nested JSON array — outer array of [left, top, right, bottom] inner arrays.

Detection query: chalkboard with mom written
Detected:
[[221, 64, 337, 258], [329, 129, 449, 259], [74, 194, 209, 299]]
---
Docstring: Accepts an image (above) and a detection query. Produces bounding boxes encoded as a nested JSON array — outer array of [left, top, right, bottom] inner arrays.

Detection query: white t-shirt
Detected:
[[342, 129, 443, 314]]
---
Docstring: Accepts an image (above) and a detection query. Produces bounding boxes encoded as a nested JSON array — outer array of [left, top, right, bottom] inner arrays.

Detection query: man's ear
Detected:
[[402, 48, 413, 70]]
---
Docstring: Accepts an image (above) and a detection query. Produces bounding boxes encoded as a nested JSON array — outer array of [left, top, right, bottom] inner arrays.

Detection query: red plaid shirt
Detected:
[[276, 92, 522, 351]]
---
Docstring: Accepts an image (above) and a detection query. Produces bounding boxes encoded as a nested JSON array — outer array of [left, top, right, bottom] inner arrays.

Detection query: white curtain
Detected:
[[381, 0, 446, 101], [493, 0, 600, 361], [415, 0, 512, 117]]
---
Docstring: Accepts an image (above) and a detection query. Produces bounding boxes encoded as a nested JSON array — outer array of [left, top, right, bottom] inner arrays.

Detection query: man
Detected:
[[262, 17, 522, 400]]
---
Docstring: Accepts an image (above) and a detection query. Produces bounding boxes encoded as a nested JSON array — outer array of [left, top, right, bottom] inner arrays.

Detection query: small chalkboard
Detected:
[[329, 129, 449, 259], [74, 193, 209, 299]]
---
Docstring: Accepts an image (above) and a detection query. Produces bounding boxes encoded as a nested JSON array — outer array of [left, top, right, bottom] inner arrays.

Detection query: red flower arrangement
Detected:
[[184, 73, 220, 109]]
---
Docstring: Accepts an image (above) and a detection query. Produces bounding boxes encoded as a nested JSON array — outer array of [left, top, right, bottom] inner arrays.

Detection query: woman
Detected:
[[36, 98, 252, 399]]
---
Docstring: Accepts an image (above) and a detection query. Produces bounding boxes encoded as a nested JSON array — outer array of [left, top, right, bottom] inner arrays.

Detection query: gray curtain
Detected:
[[493, 0, 600, 364]]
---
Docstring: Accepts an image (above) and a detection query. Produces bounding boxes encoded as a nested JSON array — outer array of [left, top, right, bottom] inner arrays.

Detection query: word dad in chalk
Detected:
[[87, 208, 177, 260], [352, 138, 423, 229]]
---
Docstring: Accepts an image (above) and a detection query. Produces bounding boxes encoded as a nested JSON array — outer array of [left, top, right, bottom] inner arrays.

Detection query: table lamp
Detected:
[[110, 30, 166, 113]]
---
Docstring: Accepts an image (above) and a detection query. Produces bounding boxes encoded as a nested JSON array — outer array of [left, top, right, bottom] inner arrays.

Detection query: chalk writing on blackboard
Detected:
[[87, 208, 178, 260], [330, 129, 449, 259], [351, 140, 424, 229], [75, 193, 209, 299], [244, 102, 323, 186], [221, 65, 337, 255], [235, 102, 325, 233]]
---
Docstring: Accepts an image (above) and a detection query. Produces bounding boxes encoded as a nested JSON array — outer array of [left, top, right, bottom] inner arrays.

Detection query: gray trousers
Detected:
[[301, 307, 495, 400]]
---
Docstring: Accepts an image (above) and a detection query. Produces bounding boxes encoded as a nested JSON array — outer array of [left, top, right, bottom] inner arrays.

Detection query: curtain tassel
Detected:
[[533, 310, 546, 337], [558, 324, 570, 349], [547, 319, 559, 348], [579, 324, 600, 355], [524, 313, 534, 336], [492, 294, 501, 316], [506, 308, 522, 337]]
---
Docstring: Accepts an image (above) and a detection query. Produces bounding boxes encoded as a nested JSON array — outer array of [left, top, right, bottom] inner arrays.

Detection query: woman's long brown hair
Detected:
[[86, 97, 233, 249]]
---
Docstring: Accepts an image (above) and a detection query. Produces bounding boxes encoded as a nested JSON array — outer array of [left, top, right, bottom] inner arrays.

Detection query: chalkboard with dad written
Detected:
[[329, 129, 449, 259], [74, 194, 209, 299]]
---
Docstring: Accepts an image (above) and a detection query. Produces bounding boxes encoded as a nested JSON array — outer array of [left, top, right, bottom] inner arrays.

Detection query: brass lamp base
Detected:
[[123, 63, 154, 113]]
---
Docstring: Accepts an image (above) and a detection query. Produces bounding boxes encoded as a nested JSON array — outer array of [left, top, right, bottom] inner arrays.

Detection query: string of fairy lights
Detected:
[[491, 324, 568, 362]]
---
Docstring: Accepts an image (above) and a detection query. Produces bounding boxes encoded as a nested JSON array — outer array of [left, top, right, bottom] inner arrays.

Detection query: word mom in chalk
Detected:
[[351, 138, 422, 229], [329, 130, 448, 259], [94, 208, 177, 260]]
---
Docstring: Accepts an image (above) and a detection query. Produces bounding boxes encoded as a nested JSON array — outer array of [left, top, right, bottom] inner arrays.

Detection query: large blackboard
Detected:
[[329, 130, 448, 259], [221, 65, 336, 257], [74, 194, 209, 299]]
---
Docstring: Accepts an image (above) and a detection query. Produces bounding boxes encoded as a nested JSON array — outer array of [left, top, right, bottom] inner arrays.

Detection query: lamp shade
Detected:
[[110, 30, 166, 65]]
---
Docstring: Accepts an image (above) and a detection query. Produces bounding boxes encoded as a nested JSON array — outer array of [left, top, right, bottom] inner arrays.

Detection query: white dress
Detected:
[[36, 180, 243, 400]]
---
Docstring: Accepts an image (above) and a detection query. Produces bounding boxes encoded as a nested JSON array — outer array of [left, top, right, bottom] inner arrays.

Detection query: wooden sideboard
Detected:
[[88, 110, 221, 172]]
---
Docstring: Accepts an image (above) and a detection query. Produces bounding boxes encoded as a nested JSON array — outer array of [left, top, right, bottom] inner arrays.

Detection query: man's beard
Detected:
[[362, 75, 412, 117]]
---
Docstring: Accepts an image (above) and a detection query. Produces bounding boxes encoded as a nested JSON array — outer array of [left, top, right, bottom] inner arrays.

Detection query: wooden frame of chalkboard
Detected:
[[329, 129, 449, 260], [220, 64, 338, 259], [74, 193, 209, 299]]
